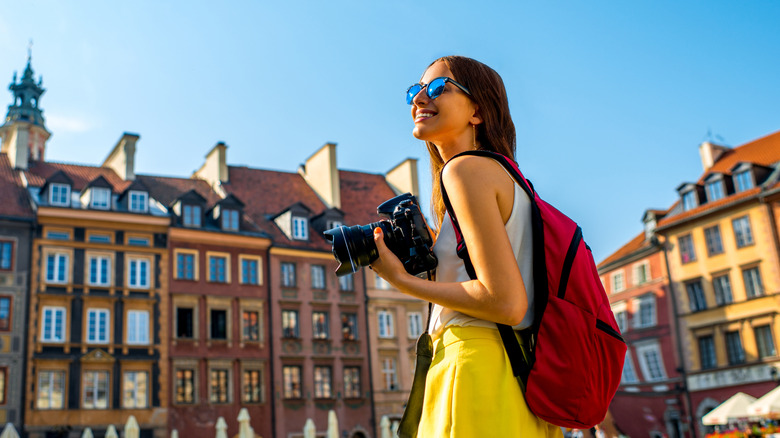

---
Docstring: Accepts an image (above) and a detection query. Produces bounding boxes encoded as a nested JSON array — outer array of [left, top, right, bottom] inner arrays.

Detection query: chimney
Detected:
[[194, 142, 229, 193], [699, 141, 730, 172], [299, 143, 340, 209], [102, 132, 139, 180], [385, 158, 420, 196], [0, 123, 30, 169]]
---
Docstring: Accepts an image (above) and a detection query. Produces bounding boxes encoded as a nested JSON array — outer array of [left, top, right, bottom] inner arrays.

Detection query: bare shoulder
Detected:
[[441, 154, 510, 191]]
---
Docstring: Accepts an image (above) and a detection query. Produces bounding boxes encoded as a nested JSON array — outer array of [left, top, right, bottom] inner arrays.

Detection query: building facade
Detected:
[[654, 135, 780, 437]]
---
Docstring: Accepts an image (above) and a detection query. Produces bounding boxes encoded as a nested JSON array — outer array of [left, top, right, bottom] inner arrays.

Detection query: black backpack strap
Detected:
[[439, 150, 548, 385]]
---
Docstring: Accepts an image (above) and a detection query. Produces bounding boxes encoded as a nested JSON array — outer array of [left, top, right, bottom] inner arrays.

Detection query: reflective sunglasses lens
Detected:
[[427, 78, 447, 100], [406, 84, 422, 105]]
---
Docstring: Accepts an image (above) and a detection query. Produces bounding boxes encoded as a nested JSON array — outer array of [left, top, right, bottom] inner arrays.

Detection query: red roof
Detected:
[[137, 174, 223, 207], [339, 170, 398, 225], [700, 130, 780, 180], [0, 154, 33, 219], [24, 160, 131, 193], [597, 232, 652, 270]]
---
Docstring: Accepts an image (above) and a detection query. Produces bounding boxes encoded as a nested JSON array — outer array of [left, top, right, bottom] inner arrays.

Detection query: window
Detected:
[[129, 191, 148, 213], [381, 357, 398, 391], [615, 310, 628, 333], [339, 274, 354, 291], [123, 371, 148, 408], [732, 216, 754, 248], [633, 262, 649, 285], [344, 367, 361, 398], [708, 275, 732, 307], [312, 311, 329, 339], [311, 265, 326, 289], [706, 181, 725, 202], [45, 252, 69, 284], [282, 310, 299, 338], [281, 262, 296, 287], [176, 252, 196, 280], [127, 257, 150, 289], [127, 237, 150, 246], [725, 331, 745, 365], [375, 273, 391, 290], [378, 310, 394, 338], [241, 257, 259, 285], [0, 241, 13, 270], [242, 311, 260, 342], [127, 310, 150, 345], [743, 267, 764, 298], [183, 205, 201, 227], [37, 370, 65, 409], [678, 234, 696, 264], [682, 190, 697, 211], [408, 312, 423, 338], [327, 220, 343, 229], [83, 371, 109, 409], [704, 226, 724, 256], [88, 255, 111, 286], [210, 309, 228, 340], [755, 325, 776, 359], [342, 313, 358, 340], [243, 369, 263, 403], [314, 366, 332, 398], [210, 369, 230, 403], [611, 271, 625, 293], [698, 335, 717, 369], [222, 209, 239, 231], [49, 183, 70, 206], [90, 188, 111, 209], [41, 306, 66, 342], [686, 281, 707, 312], [46, 230, 70, 240], [635, 342, 666, 382], [176, 307, 194, 338], [621, 351, 639, 384], [734, 170, 753, 192], [88, 233, 111, 244], [283, 365, 302, 399], [0, 297, 10, 331], [208, 255, 228, 283], [634, 295, 656, 328], [175, 369, 195, 404], [0, 368, 4, 404], [86, 309, 110, 344], [292, 216, 308, 240]]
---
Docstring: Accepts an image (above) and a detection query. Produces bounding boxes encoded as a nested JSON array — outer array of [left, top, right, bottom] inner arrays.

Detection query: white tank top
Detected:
[[428, 167, 534, 337]]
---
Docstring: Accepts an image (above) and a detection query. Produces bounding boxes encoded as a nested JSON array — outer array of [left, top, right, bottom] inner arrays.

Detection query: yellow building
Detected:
[[655, 132, 780, 436]]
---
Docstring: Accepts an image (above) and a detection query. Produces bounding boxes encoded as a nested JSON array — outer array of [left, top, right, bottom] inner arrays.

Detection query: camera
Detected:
[[323, 193, 437, 277]]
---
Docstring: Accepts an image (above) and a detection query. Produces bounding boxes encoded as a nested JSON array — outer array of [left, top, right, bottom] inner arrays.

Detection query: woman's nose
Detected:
[[412, 85, 430, 106]]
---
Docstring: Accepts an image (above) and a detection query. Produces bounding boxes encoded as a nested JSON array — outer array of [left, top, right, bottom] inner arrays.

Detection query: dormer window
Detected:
[[222, 209, 239, 231], [682, 190, 698, 211], [734, 170, 754, 193], [327, 220, 343, 229], [129, 191, 148, 213], [292, 217, 308, 240], [705, 180, 724, 202], [50, 183, 70, 207], [90, 188, 111, 210], [183, 205, 201, 227]]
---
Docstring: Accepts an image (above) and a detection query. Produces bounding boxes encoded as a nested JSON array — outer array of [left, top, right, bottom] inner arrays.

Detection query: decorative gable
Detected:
[[211, 193, 245, 231], [173, 190, 207, 228], [273, 202, 312, 241], [118, 179, 151, 213], [311, 208, 346, 234], [676, 182, 703, 212], [81, 175, 113, 210], [80, 348, 115, 363], [41, 170, 74, 207]]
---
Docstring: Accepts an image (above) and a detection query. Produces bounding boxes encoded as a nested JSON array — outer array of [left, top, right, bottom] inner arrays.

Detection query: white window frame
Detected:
[[86, 308, 110, 344], [374, 273, 391, 290], [123, 371, 148, 408], [41, 306, 66, 343], [292, 216, 308, 240], [339, 274, 354, 291], [621, 350, 639, 384], [611, 271, 625, 293], [634, 341, 667, 382], [682, 190, 697, 211], [127, 257, 151, 289], [127, 310, 150, 345], [381, 357, 398, 391], [127, 237, 150, 246], [743, 266, 764, 298], [633, 295, 656, 329], [83, 370, 109, 409], [378, 310, 394, 338], [734, 170, 754, 192], [732, 216, 754, 248], [37, 370, 66, 409], [311, 265, 326, 289], [314, 365, 333, 399], [87, 254, 111, 287], [281, 262, 296, 287], [129, 191, 149, 213], [222, 209, 239, 231], [632, 261, 650, 285], [49, 183, 71, 207], [209, 367, 231, 404], [407, 312, 423, 339], [183, 204, 202, 227], [90, 188, 111, 210], [45, 252, 69, 284], [705, 180, 725, 202]]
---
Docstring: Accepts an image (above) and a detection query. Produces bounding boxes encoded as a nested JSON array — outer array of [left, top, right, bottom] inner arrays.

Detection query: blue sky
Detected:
[[2, 1, 779, 263]]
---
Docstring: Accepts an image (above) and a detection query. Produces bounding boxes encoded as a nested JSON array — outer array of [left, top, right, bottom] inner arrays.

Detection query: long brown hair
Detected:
[[424, 56, 516, 228]]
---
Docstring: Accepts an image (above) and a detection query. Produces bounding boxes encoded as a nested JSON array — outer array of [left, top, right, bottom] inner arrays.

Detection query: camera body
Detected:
[[323, 193, 437, 277]]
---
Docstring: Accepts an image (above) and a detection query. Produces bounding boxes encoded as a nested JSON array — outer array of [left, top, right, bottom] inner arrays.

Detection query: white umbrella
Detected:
[[105, 425, 119, 438], [702, 392, 757, 425], [748, 386, 780, 417], [171, 430, 179, 438], [216, 417, 228, 438], [380, 416, 392, 438], [238, 408, 253, 438], [327, 410, 339, 438], [303, 418, 316, 438], [81, 428, 94, 438], [125, 415, 140, 438], [0, 424, 20, 438]]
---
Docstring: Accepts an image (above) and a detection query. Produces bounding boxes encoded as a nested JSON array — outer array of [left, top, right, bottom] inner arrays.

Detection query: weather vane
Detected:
[[28, 39, 33, 60]]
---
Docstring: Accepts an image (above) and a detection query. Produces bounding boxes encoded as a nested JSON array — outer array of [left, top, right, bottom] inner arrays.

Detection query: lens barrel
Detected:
[[323, 221, 391, 276]]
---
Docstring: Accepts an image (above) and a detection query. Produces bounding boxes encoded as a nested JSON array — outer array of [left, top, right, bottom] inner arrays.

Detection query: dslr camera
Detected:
[[323, 193, 437, 277]]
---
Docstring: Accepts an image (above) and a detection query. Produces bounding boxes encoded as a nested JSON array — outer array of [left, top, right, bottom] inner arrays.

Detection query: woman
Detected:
[[370, 56, 562, 437]]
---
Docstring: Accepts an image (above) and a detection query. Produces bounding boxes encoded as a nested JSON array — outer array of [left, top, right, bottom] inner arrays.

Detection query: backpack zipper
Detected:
[[557, 226, 582, 299], [596, 319, 625, 343]]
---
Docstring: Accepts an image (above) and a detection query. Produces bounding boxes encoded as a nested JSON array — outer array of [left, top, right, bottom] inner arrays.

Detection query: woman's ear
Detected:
[[470, 105, 483, 126]]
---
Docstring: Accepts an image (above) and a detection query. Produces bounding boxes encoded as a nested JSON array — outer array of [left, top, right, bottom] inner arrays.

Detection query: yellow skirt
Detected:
[[417, 326, 563, 438]]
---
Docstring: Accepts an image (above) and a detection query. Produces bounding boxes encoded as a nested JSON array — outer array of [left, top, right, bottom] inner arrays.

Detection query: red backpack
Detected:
[[441, 150, 626, 429]]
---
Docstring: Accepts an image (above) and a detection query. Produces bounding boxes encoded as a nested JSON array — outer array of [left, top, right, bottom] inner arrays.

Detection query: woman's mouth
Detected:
[[415, 110, 437, 122]]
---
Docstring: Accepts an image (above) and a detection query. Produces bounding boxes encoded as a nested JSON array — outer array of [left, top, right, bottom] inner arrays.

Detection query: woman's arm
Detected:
[[370, 155, 528, 326]]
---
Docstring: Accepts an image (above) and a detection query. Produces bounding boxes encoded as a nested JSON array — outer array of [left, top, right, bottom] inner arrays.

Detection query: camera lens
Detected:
[[323, 221, 389, 276]]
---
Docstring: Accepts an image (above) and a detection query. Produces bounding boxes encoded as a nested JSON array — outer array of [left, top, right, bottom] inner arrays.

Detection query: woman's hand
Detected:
[[369, 227, 409, 288]]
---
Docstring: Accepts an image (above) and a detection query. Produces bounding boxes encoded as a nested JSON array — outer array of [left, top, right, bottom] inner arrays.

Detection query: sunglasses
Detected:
[[406, 77, 471, 105]]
